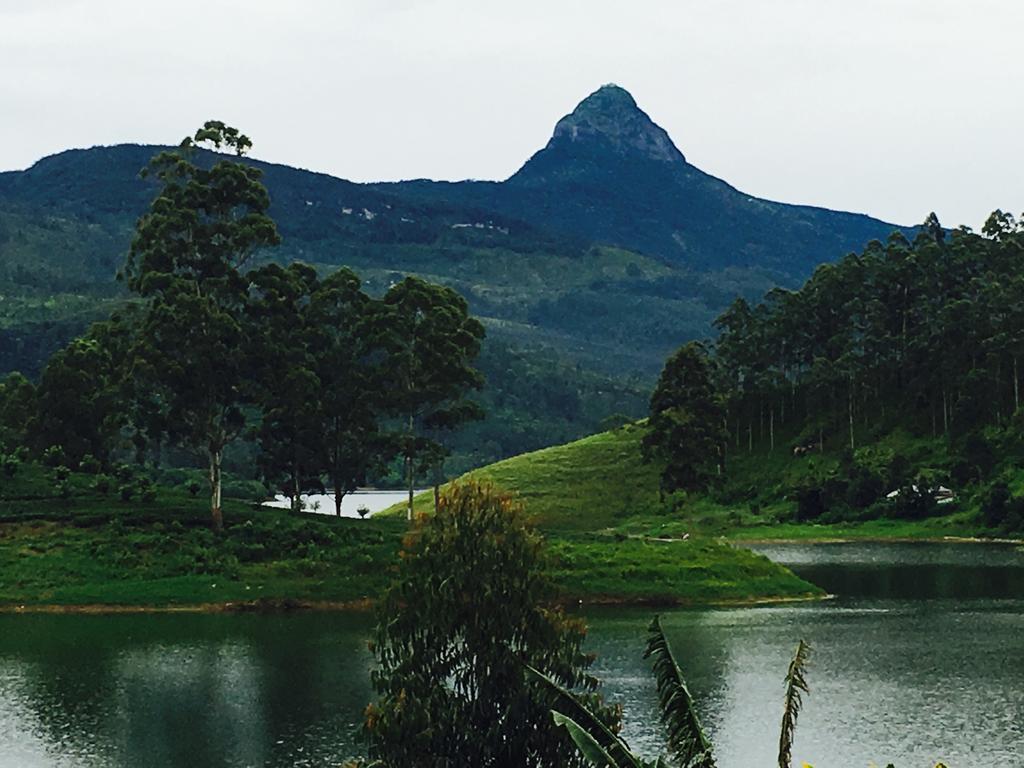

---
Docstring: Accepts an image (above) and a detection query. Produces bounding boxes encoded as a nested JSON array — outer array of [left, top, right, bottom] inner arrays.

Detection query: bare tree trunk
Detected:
[[748, 422, 753, 453], [406, 455, 414, 521], [769, 407, 775, 452], [848, 384, 855, 452], [720, 417, 728, 472], [209, 448, 223, 532], [406, 414, 415, 521], [1015, 356, 1020, 412], [942, 387, 949, 434], [996, 361, 1003, 425], [292, 472, 301, 514]]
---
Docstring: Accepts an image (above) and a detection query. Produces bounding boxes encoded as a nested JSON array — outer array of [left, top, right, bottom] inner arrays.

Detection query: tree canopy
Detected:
[[366, 480, 618, 767], [642, 342, 726, 496], [122, 121, 282, 530]]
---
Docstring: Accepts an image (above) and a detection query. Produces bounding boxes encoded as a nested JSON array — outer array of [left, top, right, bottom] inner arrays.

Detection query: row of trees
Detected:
[[714, 212, 1024, 453], [0, 123, 485, 528], [640, 213, 1024, 522]]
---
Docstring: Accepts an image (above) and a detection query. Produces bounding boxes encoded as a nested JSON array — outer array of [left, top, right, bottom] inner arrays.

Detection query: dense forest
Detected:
[[708, 211, 1024, 530], [0, 125, 493, 527], [0, 85, 903, 477]]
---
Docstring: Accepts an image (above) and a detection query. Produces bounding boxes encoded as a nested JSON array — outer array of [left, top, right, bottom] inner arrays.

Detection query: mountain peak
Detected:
[[548, 84, 684, 164]]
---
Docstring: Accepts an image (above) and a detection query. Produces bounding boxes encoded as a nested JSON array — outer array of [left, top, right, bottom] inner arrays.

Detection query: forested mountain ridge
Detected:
[[0, 85, 907, 470], [0, 86, 900, 359], [376, 85, 898, 277]]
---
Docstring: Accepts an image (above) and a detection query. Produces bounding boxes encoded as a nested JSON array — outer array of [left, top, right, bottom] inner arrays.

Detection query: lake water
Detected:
[[0, 542, 1022, 767], [262, 489, 426, 519]]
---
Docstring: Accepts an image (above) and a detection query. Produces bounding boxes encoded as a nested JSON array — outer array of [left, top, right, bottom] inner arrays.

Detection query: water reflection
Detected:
[[0, 614, 375, 768], [750, 541, 1024, 599], [1, 544, 1022, 767], [588, 599, 1024, 767]]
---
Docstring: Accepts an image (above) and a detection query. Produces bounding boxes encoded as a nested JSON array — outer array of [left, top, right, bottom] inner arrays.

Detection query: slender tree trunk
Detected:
[[942, 387, 949, 434], [748, 422, 753, 453], [1015, 356, 1020, 412], [996, 361, 1002, 425], [847, 384, 855, 451], [769, 407, 775, 452], [721, 417, 728, 472], [292, 471, 301, 514], [406, 455, 414, 521], [209, 448, 223, 532], [333, 428, 344, 516], [406, 414, 415, 521], [434, 483, 441, 510]]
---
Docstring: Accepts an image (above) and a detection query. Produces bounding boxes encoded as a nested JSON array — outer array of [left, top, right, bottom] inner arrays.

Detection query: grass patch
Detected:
[[548, 534, 821, 603], [0, 460, 820, 608], [382, 422, 990, 542], [0, 474, 406, 607], [384, 422, 664, 530]]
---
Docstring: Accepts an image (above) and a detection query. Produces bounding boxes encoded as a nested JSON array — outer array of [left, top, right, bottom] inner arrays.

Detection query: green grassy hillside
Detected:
[[0, 459, 820, 608], [392, 422, 989, 541]]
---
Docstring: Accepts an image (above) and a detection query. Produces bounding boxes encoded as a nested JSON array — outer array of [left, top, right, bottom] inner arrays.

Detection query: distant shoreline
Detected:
[[0, 592, 829, 616], [733, 535, 1022, 546]]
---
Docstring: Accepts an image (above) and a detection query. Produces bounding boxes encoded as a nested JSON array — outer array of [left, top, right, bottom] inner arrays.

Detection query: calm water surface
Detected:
[[1, 542, 1022, 767]]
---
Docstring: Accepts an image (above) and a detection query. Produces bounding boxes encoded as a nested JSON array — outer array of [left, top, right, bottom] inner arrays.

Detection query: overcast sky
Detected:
[[1, 0, 1020, 228]]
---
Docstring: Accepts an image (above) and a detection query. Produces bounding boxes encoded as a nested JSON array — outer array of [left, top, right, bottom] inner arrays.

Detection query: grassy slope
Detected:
[[0, 460, 819, 608], [11, 417, 1004, 608], [389, 422, 989, 541], [0, 466, 403, 607]]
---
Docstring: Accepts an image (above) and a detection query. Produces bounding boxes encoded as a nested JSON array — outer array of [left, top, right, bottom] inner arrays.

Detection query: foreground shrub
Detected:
[[365, 480, 619, 767]]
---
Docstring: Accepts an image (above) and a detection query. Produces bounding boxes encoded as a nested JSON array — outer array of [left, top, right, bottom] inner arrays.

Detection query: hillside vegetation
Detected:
[[0, 86, 902, 473], [393, 421, 990, 541], [0, 459, 818, 608]]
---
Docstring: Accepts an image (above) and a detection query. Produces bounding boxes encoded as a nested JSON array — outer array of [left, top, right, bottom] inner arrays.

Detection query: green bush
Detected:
[[888, 481, 937, 520], [980, 481, 1024, 533], [78, 454, 102, 474], [982, 482, 1010, 528], [366, 480, 618, 768], [793, 484, 826, 522], [113, 462, 134, 484], [42, 445, 66, 468], [1, 454, 20, 478]]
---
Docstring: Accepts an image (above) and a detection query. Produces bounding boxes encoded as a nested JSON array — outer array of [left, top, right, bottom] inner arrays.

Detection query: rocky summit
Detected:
[[545, 84, 684, 164]]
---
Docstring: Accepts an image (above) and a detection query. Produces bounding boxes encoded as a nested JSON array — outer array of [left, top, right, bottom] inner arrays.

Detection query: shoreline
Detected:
[[0, 592, 829, 616], [732, 534, 1023, 546], [0, 597, 377, 615]]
